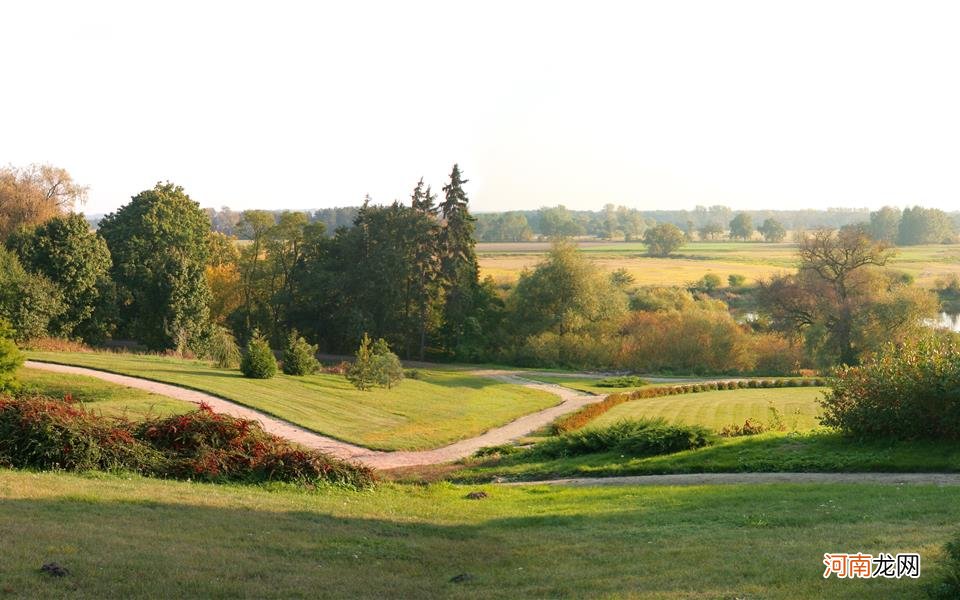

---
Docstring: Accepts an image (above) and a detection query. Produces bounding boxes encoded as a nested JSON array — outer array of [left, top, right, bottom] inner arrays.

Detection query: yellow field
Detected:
[[478, 240, 960, 287]]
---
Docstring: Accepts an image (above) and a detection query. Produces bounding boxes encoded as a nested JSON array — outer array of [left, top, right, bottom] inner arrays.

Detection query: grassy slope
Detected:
[[25, 352, 559, 451], [453, 431, 960, 482], [0, 469, 955, 599], [478, 240, 960, 286], [592, 387, 826, 431], [15, 367, 192, 418]]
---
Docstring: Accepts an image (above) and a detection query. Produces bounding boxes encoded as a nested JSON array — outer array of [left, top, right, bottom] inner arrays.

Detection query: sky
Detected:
[[2, 1, 959, 215]]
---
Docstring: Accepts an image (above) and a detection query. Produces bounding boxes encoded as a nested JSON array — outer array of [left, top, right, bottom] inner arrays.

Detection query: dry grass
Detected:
[[478, 240, 960, 287]]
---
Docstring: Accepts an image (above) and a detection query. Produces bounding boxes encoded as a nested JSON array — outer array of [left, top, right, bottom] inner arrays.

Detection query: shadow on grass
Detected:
[[1, 481, 956, 599]]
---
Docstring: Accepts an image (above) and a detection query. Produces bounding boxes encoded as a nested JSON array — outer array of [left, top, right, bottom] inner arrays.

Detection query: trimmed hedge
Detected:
[[552, 378, 826, 433]]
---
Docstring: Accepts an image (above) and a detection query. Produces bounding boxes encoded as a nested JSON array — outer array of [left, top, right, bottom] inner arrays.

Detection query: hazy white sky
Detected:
[[3, 1, 959, 214]]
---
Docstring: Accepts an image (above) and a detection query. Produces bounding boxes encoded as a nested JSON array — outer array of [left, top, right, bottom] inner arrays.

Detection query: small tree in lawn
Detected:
[[0, 319, 24, 392], [282, 330, 320, 376], [346, 334, 377, 390], [347, 334, 404, 390], [371, 338, 404, 389], [240, 330, 277, 379]]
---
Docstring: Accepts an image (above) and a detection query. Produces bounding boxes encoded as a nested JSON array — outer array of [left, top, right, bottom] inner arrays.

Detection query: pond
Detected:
[[740, 311, 960, 332], [930, 312, 960, 332]]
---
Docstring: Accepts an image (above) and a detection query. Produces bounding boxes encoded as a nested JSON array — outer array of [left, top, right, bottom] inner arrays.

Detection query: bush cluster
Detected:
[[821, 336, 960, 440], [552, 377, 824, 433], [346, 334, 404, 390], [535, 419, 714, 459], [718, 418, 768, 437], [0, 395, 375, 488], [595, 376, 649, 388]]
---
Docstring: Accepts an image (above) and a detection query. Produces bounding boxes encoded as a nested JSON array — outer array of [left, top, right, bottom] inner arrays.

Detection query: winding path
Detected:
[[24, 361, 601, 470]]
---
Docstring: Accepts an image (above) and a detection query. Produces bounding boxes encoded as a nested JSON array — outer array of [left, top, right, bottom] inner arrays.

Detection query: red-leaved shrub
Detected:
[[0, 395, 375, 488]]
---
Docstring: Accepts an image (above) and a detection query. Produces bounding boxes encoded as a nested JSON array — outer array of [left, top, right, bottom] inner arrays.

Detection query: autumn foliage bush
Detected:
[[821, 336, 960, 440], [0, 395, 374, 488]]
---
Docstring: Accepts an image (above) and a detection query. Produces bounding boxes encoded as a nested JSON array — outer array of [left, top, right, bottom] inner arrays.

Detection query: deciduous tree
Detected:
[[98, 182, 212, 352]]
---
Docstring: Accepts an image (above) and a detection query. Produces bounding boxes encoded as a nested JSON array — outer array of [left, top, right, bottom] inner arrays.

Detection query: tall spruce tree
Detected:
[[409, 179, 441, 359], [438, 164, 481, 354]]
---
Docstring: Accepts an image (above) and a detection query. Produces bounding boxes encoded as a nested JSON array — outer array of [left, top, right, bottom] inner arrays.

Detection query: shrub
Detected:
[[821, 336, 960, 440], [617, 307, 756, 374], [404, 369, 422, 380], [138, 405, 373, 486], [20, 337, 92, 353], [595, 376, 649, 388], [928, 533, 960, 599], [728, 274, 747, 287], [695, 273, 723, 292], [0, 395, 374, 488], [323, 361, 351, 375], [718, 418, 767, 437], [240, 330, 277, 379], [207, 325, 241, 369], [0, 395, 166, 473], [282, 331, 320, 376], [472, 444, 522, 458], [0, 320, 24, 393], [535, 419, 713, 459]]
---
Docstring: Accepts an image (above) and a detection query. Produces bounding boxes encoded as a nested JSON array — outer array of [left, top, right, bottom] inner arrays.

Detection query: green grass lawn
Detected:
[[15, 367, 193, 419], [592, 387, 827, 431], [25, 352, 559, 451], [452, 431, 960, 483], [0, 469, 954, 599]]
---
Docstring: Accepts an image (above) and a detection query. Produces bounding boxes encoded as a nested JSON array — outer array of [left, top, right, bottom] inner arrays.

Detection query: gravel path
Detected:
[[24, 361, 601, 470], [501, 472, 960, 487]]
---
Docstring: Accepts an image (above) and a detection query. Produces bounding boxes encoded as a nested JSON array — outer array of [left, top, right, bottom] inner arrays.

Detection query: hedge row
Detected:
[[552, 378, 827, 433]]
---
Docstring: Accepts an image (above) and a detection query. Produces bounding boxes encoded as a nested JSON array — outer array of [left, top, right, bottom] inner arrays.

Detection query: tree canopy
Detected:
[[98, 182, 212, 352], [643, 223, 685, 256]]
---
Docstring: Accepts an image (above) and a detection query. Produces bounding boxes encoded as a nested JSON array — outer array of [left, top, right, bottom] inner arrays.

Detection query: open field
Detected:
[[592, 387, 826, 431], [15, 367, 192, 418], [453, 431, 960, 482], [478, 240, 960, 287], [0, 469, 955, 599], [24, 352, 559, 452]]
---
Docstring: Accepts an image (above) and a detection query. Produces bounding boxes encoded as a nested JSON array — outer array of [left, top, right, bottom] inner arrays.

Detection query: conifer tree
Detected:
[[438, 164, 481, 353]]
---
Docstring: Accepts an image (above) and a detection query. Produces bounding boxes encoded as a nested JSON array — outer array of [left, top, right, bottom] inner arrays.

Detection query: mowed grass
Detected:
[[592, 387, 826, 431], [25, 352, 559, 451], [2, 470, 958, 599], [15, 367, 192, 418], [478, 240, 960, 287]]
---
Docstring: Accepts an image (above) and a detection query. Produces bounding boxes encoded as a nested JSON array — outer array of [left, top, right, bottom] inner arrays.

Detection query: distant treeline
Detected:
[[196, 204, 960, 244]]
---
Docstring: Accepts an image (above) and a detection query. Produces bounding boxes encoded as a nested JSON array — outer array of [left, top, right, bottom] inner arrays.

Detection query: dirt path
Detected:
[[501, 472, 960, 487], [24, 361, 601, 470]]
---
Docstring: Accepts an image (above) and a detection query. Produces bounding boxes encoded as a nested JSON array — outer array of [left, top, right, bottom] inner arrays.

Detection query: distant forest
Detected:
[[175, 204, 960, 244]]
